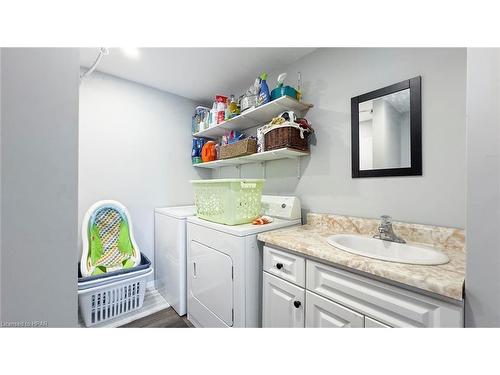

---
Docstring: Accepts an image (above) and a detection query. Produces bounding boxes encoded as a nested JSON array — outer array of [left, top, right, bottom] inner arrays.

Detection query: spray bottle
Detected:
[[258, 72, 270, 106]]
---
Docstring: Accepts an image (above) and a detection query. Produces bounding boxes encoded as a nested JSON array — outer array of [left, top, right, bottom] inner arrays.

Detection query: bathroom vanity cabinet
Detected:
[[262, 246, 464, 328]]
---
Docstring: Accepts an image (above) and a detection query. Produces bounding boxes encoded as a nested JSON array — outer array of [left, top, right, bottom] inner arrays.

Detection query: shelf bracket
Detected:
[[236, 165, 242, 178], [218, 167, 221, 178], [261, 162, 267, 179], [296, 157, 301, 179]]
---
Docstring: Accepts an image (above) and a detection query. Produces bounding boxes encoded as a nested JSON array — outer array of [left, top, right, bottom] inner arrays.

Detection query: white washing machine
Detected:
[[154, 205, 196, 316], [186, 196, 301, 327]]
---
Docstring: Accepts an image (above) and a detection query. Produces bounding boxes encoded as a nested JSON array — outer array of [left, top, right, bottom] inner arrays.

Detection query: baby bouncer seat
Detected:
[[78, 200, 152, 326], [81, 200, 142, 277]]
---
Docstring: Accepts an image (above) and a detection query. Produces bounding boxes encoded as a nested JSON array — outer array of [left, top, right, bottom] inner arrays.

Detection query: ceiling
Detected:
[[80, 48, 316, 103]]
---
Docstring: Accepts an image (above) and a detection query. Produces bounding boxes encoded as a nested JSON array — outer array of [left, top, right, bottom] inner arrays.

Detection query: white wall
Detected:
[[79, 72, 209, 264], [465, 48, 500, 327], [217, 48, 466, 228], [1, 48, 79, 326]]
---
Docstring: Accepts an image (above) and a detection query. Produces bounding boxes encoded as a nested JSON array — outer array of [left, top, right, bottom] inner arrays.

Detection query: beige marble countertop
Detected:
[[257, 216, 465, 301]]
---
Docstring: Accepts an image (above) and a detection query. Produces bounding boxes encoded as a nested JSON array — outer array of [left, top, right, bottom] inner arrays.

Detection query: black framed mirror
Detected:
[[351, 76, 422, 178]]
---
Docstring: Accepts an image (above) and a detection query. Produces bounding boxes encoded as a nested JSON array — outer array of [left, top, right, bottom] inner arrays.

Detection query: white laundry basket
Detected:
[[78, 268, 152, 327]]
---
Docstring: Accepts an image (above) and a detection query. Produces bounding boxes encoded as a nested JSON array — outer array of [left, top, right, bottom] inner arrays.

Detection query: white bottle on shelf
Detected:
[[209, 102, 217, 128]]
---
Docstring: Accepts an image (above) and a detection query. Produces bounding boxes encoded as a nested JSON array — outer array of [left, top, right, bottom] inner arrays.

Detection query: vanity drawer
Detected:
[[306, 259, 463, 328], [365, 316, 391, 328], [263, 246, 305, 287], [306, 291, 364, 328]]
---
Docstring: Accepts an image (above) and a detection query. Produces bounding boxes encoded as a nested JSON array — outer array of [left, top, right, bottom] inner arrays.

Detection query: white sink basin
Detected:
[[327, 234, 449, 265]]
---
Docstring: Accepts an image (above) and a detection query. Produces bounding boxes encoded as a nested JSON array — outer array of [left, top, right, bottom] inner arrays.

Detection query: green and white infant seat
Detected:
[[80, 200, 141, 277]]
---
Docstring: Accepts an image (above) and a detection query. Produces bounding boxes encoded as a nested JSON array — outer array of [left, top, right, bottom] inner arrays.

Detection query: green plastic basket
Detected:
[[190, 179, 265, 225]]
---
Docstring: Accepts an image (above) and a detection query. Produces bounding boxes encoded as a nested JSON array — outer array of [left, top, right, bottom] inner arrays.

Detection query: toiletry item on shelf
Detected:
[[192, 106, 210, 134], [229, 131, 244, 144], [277, 72, 286, 87], [191, 138, 206, 164], [209, 101, 217, 128], [226, 95, 240, 120], [239, 93, 255, 113], [230, 132, 245, 144], [270, 72, 298, 101], [257, 72, 270, 106], [192, 138, 200, 164], [215, 95, 228, 124], [201, 141, 217, 162], [222, 130, 245, 145], [240, 78, 260, 113], [215, 143, 221, 160], [225, 101, 231, 120], [191, 114, 198, 134]]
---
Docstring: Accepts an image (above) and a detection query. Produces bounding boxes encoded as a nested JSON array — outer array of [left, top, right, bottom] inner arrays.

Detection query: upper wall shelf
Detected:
[[192, 96, 313, 139]]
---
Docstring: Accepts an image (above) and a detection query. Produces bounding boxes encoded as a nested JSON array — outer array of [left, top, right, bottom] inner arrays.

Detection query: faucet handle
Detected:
[[380, 215, 392, 224]]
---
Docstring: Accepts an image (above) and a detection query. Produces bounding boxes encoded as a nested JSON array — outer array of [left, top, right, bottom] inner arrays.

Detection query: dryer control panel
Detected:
[[261, 195, 301, 220]]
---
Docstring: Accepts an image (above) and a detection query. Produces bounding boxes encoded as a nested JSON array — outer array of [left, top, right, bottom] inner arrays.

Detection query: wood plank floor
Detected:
[[119, 307, 193, 328]]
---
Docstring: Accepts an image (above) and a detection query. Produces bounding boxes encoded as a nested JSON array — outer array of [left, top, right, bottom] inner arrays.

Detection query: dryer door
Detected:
[[190, 241, 234, 326]]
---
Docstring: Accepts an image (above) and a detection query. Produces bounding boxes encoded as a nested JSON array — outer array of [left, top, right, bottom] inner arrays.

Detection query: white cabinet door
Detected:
[[365, 316, 391, 328], [262, 272, 305, 328], [305, 291, 364, 328]]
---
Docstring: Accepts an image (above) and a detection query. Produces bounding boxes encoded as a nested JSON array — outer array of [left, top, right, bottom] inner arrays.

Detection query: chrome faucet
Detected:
[[374, 215, 406, 244]]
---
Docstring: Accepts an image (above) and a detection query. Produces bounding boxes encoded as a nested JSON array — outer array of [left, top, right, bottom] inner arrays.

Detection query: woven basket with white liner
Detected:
[[262, 121, 313, 152]]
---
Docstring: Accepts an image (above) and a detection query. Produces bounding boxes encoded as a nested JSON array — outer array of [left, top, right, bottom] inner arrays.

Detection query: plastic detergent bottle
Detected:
[[216, 95, 228, 124], [258, 72, 270, 106], [192, 138, 203, 164], [227, 94, 240, 119], [210, 101, 217, 127], [191, 139, 199, 164]]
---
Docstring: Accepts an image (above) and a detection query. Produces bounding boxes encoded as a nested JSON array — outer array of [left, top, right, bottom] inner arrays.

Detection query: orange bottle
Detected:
[[201, 141, 217, 162]]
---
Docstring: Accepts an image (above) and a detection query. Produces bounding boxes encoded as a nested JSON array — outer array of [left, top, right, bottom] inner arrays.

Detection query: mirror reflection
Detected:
[[358, 89, 411, 170]]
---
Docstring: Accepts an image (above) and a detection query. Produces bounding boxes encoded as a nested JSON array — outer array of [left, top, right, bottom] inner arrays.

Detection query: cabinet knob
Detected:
[[294, 301, 301, 308], [276, 263, 283, 270]]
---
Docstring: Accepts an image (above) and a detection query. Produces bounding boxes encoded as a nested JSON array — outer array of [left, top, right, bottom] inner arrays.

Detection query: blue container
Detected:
[[78, 253, 151, 283]]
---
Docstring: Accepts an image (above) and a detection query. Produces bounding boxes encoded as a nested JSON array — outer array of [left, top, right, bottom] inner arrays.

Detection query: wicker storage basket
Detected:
[[264, 126, 310, 152], [220, 138, 257, 159]]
